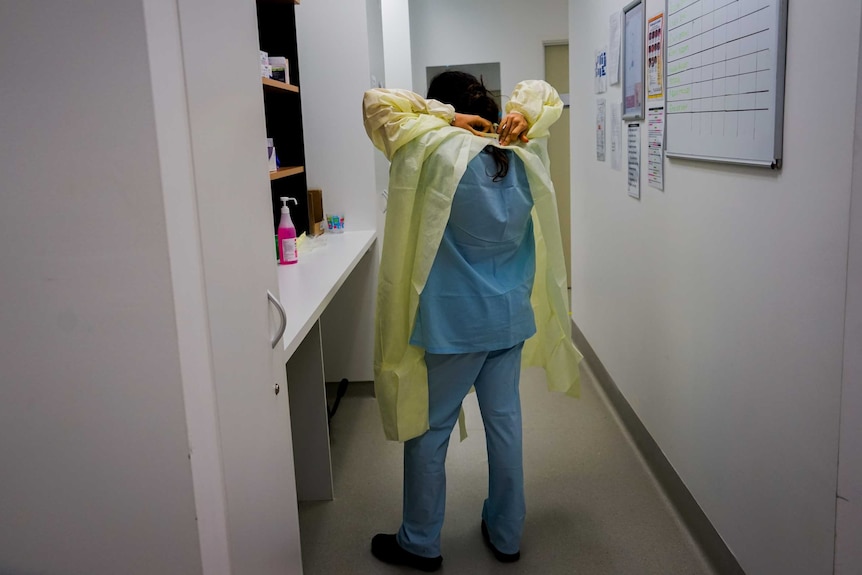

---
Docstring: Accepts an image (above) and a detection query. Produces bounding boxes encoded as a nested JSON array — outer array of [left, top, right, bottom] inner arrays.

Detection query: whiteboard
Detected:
[[664, 0, 788, 168]]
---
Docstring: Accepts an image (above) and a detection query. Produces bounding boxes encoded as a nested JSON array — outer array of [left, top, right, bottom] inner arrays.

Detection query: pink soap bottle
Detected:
[[278, 197, 298, 265]]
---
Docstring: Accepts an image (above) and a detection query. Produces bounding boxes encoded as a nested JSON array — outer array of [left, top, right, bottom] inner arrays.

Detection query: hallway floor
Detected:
[[298, 363, 715, 574]]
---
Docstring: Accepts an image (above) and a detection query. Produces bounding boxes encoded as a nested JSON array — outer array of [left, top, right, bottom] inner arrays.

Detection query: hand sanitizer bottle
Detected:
[[278, 197, 299, 265]]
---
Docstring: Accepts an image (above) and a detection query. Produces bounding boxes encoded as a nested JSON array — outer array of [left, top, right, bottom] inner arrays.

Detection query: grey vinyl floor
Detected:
[[298, 363, 715, 575]]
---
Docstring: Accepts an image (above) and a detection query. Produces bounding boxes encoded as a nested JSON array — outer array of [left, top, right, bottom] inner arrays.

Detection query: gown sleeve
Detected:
[[505, 80, 564, 140], [362, 88, 456, 160]]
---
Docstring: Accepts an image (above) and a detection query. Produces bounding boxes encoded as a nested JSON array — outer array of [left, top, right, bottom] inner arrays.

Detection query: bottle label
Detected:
[[282, 238, 298, 263]]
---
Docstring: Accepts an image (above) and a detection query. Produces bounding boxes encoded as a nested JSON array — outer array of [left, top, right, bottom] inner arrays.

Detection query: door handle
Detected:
[[267, 290, 287, 349]]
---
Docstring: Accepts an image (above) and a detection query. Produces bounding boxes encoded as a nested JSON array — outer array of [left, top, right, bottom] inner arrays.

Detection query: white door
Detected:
[[545, 43, 572, 288], [176, 1, 302, 572]]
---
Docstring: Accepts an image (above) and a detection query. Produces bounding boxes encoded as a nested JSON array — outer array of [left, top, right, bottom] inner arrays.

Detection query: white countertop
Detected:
[[278, 230, 377, 359]]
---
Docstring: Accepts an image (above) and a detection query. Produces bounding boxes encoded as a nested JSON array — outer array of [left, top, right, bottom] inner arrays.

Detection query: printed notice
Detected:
[[597, 98, 607, 162], [595, 47, 608, 94], [610, 103, 622, 170], [609, 12, 621, 85], [648, 108, 665, 190], [628, 123, 641, 199], [648, 13, 664, 99]]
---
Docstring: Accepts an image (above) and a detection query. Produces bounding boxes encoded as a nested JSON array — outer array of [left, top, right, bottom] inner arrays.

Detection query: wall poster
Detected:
[[595, 47, 608, 94], [597, 98, 607, 161], [647, 13, 664, 100], [623, 0, 644, 120], [627, 123, 641, 198]]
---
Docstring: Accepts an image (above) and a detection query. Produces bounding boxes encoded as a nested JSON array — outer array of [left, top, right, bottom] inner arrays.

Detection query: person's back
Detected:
[[411, 148, 536, 353], [362, 72, 581, 572]]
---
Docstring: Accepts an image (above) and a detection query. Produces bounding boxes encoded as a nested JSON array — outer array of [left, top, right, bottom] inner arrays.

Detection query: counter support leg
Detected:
[[286, 321, 333, 501]]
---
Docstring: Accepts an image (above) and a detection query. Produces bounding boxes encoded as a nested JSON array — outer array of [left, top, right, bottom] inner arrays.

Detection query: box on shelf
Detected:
[[267, 138, 278, 172], [307, 189, 324, 236], [268, 56, 289, 83], [260, 51, 272, 78]]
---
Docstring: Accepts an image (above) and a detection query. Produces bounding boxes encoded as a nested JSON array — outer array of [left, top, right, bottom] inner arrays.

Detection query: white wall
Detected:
[[365, 0, 393, 233], [298, 0, 379, 232], [836, 7, 862, 572], [298, 0, 381, 381], [408, 0, 568, 98], [382, 0, 413, 90], [570, 1, 861, 574], [0, 2, 201, 573], [367, 0, 387, 92], [366, 0, 394, 254]]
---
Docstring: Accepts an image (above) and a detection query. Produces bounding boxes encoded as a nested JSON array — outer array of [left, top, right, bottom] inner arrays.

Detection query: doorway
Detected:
[[544, 43, 571, 288]]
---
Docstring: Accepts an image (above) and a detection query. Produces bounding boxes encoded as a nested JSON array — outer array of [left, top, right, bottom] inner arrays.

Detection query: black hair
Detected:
[[427, 71, 509, 182]]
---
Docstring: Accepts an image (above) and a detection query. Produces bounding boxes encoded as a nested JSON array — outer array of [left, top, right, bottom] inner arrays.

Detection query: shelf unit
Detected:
[[262, 77, 299, 93], [257, 0, 309, 234], [269, 166, 304, 180]]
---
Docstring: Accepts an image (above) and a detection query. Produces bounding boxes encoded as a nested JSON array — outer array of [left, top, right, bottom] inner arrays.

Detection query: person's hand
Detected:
[[497, 112, 529, 146], [451, 113, 493, 136]]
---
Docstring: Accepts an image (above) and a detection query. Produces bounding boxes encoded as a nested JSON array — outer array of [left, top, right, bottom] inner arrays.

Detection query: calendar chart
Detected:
[[665, 0, 787, 167]]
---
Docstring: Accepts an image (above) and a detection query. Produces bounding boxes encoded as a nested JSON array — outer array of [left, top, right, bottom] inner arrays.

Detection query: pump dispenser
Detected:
[[278, 197, 298, 265]]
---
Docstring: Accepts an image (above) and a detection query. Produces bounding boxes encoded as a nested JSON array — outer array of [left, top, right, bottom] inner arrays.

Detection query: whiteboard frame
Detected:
[[622, 0, 645, 121], [771, 0, 789, 169], [664, 0, 789, 169]]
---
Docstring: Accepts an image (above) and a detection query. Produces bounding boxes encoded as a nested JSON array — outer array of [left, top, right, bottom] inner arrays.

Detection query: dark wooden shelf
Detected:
[[262, 78, 299, 93], [269, 166, 304, 180]]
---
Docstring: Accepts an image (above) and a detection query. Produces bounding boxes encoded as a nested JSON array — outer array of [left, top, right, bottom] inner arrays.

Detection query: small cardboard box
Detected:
[[307, 188, 324, 236], [268, 56, 289, 83]]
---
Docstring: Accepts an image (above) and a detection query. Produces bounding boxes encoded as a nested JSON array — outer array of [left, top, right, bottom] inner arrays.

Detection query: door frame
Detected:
[[543, 41, 572, 289], [835, 9, 862, 573]]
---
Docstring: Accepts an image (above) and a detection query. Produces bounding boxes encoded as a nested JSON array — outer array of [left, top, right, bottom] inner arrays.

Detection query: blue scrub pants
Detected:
[[396, 342, 526, 558]]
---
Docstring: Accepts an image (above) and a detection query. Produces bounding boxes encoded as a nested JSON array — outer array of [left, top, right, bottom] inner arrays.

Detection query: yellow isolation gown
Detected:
[[363, 80, 582, 442]]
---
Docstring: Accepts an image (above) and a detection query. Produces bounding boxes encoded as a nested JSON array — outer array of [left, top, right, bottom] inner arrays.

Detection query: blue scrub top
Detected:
[[410, 149, 537, 354]]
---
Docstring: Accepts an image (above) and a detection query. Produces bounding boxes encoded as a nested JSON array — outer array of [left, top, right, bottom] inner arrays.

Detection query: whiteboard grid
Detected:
[[664, 0, 787, 167]]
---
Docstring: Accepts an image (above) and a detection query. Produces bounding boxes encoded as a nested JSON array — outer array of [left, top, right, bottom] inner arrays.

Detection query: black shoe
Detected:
[[481, 520, 521, 563], [371, 533, 443, 572]]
